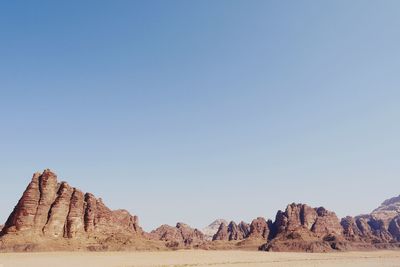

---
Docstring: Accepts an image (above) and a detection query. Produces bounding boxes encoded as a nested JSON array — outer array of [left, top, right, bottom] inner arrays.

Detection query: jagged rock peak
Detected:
[[1, 170, 142, 239], [272, 203, 342, 238], [202, 219, 228, 241], [213, 220, 252, 241]]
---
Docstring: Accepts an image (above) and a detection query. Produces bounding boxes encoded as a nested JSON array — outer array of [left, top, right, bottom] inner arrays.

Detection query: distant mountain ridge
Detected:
[[371, 195, 400, 223], [0, 170, 399, 252]]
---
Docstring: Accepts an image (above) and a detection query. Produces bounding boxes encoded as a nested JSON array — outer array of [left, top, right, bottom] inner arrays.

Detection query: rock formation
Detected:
[[261, 204, 346, 252], [271, 204, 342, 238], [213, 221, 250, 241], [205, 197, 400, 252], [261, 199, 400, 252], [1, 169, 400, 252], [372, 195, 400, 224], [150, 222, 205, 248], [248, 217, 270, 239], [340, 195, 400, 245], [389, 216, 400, 241], [0, 169, 148, 251], [202, 219, 227, 241]]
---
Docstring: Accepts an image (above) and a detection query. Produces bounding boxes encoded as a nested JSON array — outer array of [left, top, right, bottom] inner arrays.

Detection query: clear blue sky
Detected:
[[0, 1, 399, 231]]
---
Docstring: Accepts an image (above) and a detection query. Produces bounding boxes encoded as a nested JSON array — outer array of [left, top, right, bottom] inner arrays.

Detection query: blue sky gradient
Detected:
[[1, 1, 399, 230]]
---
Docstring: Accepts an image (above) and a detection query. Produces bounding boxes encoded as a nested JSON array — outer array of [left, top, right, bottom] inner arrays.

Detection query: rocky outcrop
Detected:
[[213, 221, 250, 241], [202, 219, 227, 241], [1, 169, 400, 252], [312, 207, 343, 237], [371, 195, 400, 225], [389, 216, 400, 241], [150, 222, 205, 248], [261, 204, 345, 252], [341, 216, 362, 241], [248, 217, 270, 239], [152, 197, 400, 252], [340, 196, 400, 244], [0, 170, 144, 251], [213, 222, 229, 241], [271, 196, 400, 252], [272, 204, 342, 239]]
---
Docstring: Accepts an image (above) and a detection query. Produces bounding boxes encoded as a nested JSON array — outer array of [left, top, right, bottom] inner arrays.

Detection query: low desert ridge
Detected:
[[0, 250, 399, 267]]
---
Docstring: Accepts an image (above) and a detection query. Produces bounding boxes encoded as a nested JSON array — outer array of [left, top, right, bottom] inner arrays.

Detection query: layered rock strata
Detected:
[[0, 170, 144, 251]]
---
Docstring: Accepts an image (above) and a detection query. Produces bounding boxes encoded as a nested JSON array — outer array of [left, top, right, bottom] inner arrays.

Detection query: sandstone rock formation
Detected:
[[202, 219, 227, 241], [213, 221, 250, 241], [340, 195, 400, 245], [261, 199, 400, 252], [261, 204, 346, 252], [212, 222, 229, 241], [271, 204, 342, 238], [372, 195, 400, 224], [150, 222, 205, 248], [1, 169, 399, 252], [389, 216, 400, 241], [248, 217, 270, 239], [0, 169, 148, 251]]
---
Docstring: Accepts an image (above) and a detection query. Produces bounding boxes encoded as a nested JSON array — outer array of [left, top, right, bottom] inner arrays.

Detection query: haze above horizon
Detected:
[[1, 1, 399, 231]]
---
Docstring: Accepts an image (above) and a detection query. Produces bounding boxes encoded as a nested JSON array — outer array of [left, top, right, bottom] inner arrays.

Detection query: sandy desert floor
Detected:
[[0, 250, 399, 267]]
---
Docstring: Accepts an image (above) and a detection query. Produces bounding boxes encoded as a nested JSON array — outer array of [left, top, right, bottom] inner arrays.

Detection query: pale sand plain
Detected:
[[0, 250, 399, 267]]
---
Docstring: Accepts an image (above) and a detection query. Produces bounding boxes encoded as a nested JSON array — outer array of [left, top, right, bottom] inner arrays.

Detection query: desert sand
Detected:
[[0, 250, 399, 267]]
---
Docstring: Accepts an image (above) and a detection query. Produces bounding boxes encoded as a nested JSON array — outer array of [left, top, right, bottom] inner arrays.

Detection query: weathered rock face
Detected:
[[371, 195, 400, 225], [0, 170, 143, 250], [311, 207, 343, 237], [248, 217, 270, 239], [229, 221, 248, 240], [238, 221, 250, 237], [341, 216, 362, 241], [66, 188, 85, 238], [341, 215, 396, 243], [340, 196, 400, 244], [365, 217, 393, 242], [150, 222, 205, 248], [272, 204, 342, 239], [212, 221, 250, 241], [370, 195, 400, 242], [202, 219, 227, 241], [389, 216, 400, 241], [2, 170, 54, 234], [261, 204, 346, 252], [213, 222, 229, 241]]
